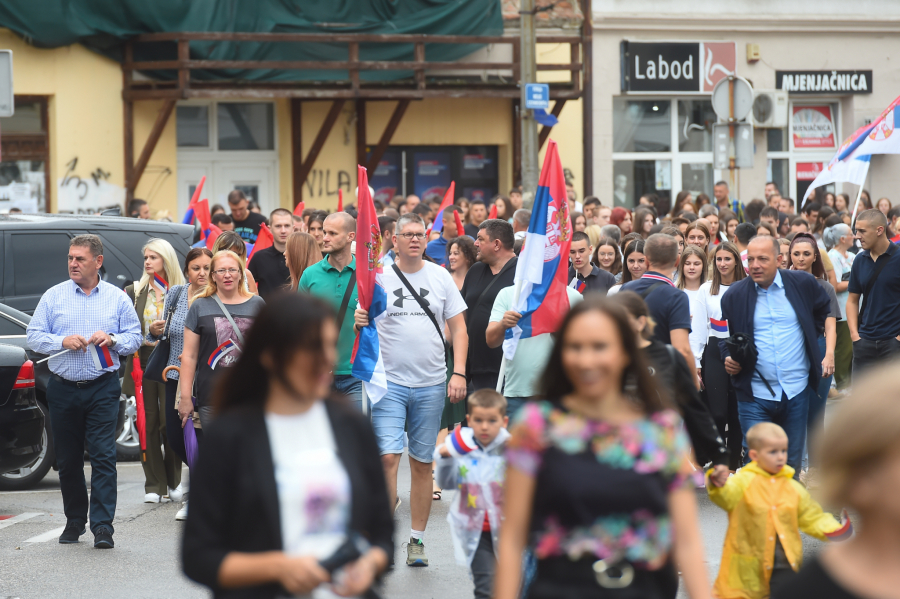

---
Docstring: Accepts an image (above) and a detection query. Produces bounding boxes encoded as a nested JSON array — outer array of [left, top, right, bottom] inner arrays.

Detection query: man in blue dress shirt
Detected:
[[719, 236, 830, 475], [27, 234, 142, 549]]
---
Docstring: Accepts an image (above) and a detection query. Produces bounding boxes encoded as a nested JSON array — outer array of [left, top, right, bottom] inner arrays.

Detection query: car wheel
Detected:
[[0, 401, 55, 491], [116, 394, 141, 462]]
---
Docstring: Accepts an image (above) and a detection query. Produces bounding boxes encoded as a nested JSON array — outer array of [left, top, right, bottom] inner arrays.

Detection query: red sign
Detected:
[[701, 43, 736, 93], [796, 162, 825, 181], [792, 106, 836, 149]]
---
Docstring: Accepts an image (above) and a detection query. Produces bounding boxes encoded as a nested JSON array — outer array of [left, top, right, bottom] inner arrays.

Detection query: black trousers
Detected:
[[852, 337, 900, 377], [701, 338, 743, 470], [164, 378, 203, 466], [46, 372, 120, 534], [471, 531, 496, 599]]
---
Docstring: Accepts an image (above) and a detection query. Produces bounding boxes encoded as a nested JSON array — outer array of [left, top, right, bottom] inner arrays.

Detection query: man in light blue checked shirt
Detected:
[[26, 234, 141, 549]]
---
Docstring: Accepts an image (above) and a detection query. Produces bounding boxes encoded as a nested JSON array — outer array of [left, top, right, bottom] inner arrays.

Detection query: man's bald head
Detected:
[[325, 211, 356, 233], [748, 235, 780, 258]]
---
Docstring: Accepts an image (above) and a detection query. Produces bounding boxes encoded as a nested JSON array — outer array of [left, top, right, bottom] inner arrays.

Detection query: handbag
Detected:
[[145, 285, 185, 383]]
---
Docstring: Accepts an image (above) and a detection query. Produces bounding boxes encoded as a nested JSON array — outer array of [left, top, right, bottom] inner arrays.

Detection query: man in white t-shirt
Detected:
[[354, 213, 468, 568], [486, 286, 582, 417]]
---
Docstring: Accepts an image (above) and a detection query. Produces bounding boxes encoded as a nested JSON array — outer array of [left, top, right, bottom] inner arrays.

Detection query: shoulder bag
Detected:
[[145, 285, 185, 383], [391, 264, 449, 365], [335, 270, 358, 333]]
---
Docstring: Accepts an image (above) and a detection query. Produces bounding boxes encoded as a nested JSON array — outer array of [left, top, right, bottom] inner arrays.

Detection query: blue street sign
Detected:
[[525, 83, 549, 109]]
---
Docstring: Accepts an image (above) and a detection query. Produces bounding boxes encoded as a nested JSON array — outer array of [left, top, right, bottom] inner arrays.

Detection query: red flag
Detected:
[[425, 181, 456, 237], [247, 223, 274, 264], [205, 224, 223, 250], [338, 189, 344, 212], [352, 165, 380, 361], [488, 203, 498, 220], [130, 352, 147, 461], [454, 209, 466, 237], [194, 198, 211, 234], [293, 201, 306, 216]]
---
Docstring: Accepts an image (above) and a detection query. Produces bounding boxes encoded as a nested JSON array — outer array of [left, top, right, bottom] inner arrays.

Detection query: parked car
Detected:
[[0, 345, 42, 481], [0, 213, 194, 314]]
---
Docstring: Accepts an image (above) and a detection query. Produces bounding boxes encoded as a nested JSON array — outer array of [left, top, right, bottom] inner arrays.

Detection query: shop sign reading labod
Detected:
[[620, 41, 735, 94]]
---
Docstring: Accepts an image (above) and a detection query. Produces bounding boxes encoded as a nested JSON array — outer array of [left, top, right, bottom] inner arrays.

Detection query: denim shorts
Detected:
[[371, 381, 445, 462], [333, 374, 365, 412]]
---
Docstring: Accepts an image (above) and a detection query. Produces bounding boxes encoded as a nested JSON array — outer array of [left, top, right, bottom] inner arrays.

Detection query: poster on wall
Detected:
[[792, 106, 835, 149], [413, 151, 450, 203], [370, 150, 401, 204], [796, 162, 825, 181]]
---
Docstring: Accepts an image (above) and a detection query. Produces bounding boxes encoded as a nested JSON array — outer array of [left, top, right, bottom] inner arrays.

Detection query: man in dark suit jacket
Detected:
[[719, 236, 830, 475]]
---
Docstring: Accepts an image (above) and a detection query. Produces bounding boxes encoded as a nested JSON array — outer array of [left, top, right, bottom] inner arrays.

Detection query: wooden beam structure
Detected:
[[538, 100, 568, 150], [355, 99, 367, 167], [295, 100, 345, 201], [291, 99, 303, 205], [581, 0, 594, 198], [365, 100, 411, 176], [127, 99, 175, 200]]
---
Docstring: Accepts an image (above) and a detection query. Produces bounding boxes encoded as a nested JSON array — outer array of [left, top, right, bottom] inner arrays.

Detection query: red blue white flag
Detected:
[[710, 317, 729, 337], [90, 342, 115, 370], [503, 140, 572, 359], [351, 165, 388, 404], [425, 182, 456, 237], [152, 273, 168, 294], [569, 277, 587, 294], [208, 339, 237, 370]]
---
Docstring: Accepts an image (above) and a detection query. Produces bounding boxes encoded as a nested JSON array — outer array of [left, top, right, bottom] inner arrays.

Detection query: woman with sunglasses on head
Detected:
[[183, 293, 392, 599], [495, 298, 710, 599], [694, 242, 746, 471], [179, 250, 266, 430], [788, 233, 840, 487]]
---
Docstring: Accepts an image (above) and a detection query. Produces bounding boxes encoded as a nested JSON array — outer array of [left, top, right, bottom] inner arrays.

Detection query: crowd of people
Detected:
[[23, 179, 900, 599]]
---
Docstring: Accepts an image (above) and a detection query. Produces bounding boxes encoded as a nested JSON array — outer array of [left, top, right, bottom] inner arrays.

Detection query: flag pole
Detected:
[[849, 161, 871, 229]]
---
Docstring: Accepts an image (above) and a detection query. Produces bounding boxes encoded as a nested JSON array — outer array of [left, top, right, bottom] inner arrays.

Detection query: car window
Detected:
[[11, 233, 71, 296], [0, 312, 25, 336]]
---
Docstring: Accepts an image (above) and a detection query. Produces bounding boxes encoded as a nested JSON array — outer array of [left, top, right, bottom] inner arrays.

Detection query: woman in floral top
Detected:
[[494, 298, 710, 599]]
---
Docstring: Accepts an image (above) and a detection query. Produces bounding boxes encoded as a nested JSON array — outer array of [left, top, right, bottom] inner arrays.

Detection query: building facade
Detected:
[[591, 0, 900, 211]]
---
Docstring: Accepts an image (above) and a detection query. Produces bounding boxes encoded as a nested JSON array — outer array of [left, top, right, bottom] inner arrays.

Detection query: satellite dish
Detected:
[[711, 76, 753, 122], [753, 94, 773, 124]]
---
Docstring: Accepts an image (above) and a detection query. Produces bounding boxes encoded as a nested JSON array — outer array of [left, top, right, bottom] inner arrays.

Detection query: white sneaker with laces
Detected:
[[168, 484, 184, 502], [145, 493, 161, 503], [176, 502, 188, 521]]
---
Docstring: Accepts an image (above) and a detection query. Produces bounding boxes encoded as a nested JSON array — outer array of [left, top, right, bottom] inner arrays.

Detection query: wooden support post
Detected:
[[538, 99, 567, 150], [512, 99, 522, 186], [128, 99, 175, 200], [581, 0, 593, 197], [365, 100, 410, 175], [356, 99, 367, 166], [123, 41, 135, 203], [291, 99, 303, 205], [296, 100, 345, 198], [348, 43, 360, 92], [178, 39, 190, 97], [414, 43, 426, 90]]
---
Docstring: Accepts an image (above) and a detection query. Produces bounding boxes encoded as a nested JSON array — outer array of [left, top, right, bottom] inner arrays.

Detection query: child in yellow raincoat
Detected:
[[707, 422, 852, 599]]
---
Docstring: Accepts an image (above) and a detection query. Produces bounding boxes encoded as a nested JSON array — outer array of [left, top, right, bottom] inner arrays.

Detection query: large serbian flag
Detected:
[[503, 140, 572, 359], [351, 165, 388, 405]]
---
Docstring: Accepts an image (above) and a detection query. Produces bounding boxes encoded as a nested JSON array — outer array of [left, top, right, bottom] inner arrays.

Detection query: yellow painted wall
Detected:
[[131, 101, 178, 218]]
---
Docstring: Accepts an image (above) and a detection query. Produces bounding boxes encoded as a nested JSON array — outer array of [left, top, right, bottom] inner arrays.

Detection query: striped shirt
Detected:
[[26, 279, 142, 381]]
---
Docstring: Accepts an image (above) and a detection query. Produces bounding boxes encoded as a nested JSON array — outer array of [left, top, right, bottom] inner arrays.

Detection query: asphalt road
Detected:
[[0, 422, 840, 599]]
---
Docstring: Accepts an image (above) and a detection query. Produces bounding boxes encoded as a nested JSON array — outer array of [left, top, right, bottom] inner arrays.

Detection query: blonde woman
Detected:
[[284, 232, 322, 291], [123, 238, 186, 504], [179, 251, 265, 429], [212, 230, 259, 295]]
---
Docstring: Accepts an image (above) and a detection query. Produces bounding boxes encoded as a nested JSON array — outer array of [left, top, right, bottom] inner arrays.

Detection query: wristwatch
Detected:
[[108, 334, 117, 348]]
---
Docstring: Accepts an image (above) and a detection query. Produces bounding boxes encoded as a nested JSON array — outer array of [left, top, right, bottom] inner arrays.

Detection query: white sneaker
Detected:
[[144, 493, 170, 504], [176, 502, 188, 521], [168, 484, 184, 502]]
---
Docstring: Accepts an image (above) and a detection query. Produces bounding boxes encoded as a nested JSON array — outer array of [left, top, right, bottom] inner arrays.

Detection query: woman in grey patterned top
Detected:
[[148, 248, 212, 521]]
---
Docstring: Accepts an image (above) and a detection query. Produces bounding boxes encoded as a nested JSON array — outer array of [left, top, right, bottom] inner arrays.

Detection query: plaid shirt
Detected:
[[26, 279, 142, 381]]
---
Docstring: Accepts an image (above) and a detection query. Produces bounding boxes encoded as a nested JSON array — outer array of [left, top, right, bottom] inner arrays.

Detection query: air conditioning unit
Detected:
[[751, 90, 789, 128]]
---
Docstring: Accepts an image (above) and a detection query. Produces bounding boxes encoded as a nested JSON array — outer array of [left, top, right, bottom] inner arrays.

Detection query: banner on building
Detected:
[[777, 71, 872, 95], [792, 106, 835, 149], [620, 41, 735, 94]]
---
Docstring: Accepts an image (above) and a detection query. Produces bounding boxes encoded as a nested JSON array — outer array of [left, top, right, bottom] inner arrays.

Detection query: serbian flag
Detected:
[[351, 165, 388, 405], [193, 223, 223, 250], [152, 273, 168, 294], [90, 342, 116, 370], [503, 140, 572, 359], [569, 277, 587, 294], [801, 121, 873, 206], [208, 339, 237, 369], [836, 93, 900, 162], [182, 176, 206, 224], [425, 182, 456, 237], [710, 317, 729, 338], [247, 223, 273, 265]]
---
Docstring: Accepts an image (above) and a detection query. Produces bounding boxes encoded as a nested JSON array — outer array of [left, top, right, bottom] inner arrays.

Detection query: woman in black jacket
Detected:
[[611, 291, 730, 487], [182, 293, 392, 599]]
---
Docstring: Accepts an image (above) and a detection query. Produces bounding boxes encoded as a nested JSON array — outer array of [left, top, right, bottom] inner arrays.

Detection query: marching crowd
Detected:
[[23, 181, 900, 599]]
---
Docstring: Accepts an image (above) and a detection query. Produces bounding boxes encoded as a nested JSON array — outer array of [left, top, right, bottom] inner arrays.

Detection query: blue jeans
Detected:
[[737, 387, 810, 476], [505, 397, 529, 420], [371, 381, 445, 462], [47, 373, 121, 534], [333, 374, 365, 412], [803, 335, 832, 470]]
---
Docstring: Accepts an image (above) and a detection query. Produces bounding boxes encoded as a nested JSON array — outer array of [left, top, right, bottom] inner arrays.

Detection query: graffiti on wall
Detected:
[[304, 168, 352, 203], [57, 157, 125, 214]]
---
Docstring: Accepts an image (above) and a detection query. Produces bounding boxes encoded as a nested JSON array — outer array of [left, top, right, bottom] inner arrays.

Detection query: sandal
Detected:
[[433, 490, 442, 501]]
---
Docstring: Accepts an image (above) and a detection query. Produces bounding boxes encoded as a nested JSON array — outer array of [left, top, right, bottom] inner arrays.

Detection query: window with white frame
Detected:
[[612, 97, 716, 213], [176, 102, 275, 151]]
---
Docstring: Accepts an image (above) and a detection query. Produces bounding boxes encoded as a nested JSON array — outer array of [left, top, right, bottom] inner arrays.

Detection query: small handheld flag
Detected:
[[454, 209, 466, 237], [182, 176, 206, 224], [425, 182, 456, 238], [445, 424, 478, 457], [293, 201, 306, 217], [569, 277, 587, 294], [710, 317, 729, 337], [152, 273, 168, 294], [337, 189, 344, 212], [488, 203, 498, 220], [90, 343, 115, 370], [247, 223, 274, 265], [208, 339, 237, 370]]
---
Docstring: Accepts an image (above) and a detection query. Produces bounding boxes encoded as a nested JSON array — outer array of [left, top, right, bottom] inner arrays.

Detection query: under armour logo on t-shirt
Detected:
[[393, 287, 430, 308]]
